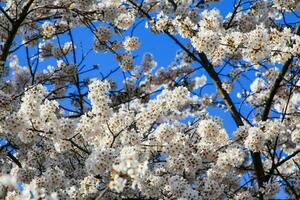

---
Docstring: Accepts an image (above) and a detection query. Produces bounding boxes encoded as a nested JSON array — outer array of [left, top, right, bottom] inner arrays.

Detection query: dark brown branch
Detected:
[[67, 139, 90, 154], [261, 26, 300, 121], [198, 53, 244, 126], [276, 149, 300, 168], [0, 6, 14, 24], [225, 0, 241, 29], [275, 168, 299, 198], [7, 152, 22, 168], [261, 58, 293, 121], [0, 0, 35, 76]]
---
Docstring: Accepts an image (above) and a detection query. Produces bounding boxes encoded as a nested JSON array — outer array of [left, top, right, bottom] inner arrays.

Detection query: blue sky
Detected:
[[13, 1, 241, 132], [74, 0, 240, 133], [15, 0, 299, 134]]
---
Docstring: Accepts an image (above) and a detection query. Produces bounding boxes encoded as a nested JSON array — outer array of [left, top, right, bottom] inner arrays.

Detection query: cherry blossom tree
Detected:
[[0, 0, 300, 199]]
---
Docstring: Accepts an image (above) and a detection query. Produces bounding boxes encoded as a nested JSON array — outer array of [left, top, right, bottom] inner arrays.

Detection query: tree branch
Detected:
[[261, 26, 300, 121], [0, 0, 35, 77], [0, 6, 14, 24]]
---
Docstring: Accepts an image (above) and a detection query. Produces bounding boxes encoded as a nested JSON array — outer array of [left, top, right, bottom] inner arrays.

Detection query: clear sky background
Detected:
[[14, 1, 244, 133], [15, 1, 299, 132], [74, 0, 241, 134]]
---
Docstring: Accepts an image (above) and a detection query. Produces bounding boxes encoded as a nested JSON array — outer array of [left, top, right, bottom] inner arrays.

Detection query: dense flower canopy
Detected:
[[0, 0, 300, 199]]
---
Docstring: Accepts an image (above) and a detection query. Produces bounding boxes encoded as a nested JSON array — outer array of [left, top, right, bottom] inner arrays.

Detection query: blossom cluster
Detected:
[[0, 0, 300, 199]]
